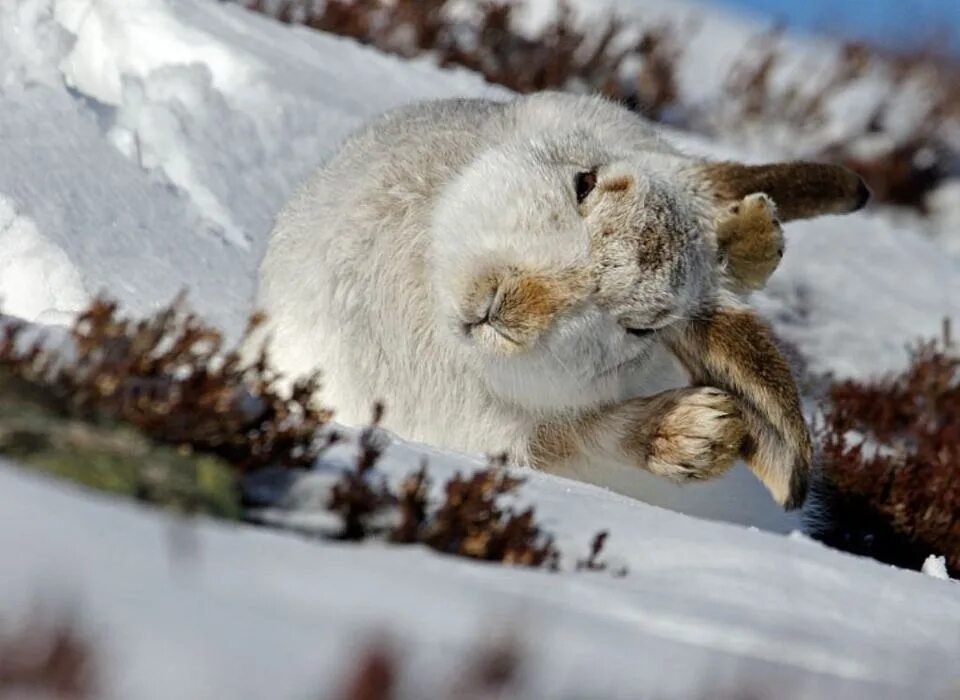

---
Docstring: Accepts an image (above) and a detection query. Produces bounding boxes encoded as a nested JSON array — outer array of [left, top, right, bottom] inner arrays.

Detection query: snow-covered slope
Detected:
[[3, 447, 959, 700], [1, 1, 959, 697], [1, 0, 507, 335]]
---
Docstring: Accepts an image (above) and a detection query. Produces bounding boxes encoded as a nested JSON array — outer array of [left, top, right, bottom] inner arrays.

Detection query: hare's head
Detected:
[[428, 131, 866, 411]]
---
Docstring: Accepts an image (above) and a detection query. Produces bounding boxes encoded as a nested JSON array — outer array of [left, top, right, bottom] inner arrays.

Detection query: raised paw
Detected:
[[636, 387, 747, 483], [715, 192, 784, 293]]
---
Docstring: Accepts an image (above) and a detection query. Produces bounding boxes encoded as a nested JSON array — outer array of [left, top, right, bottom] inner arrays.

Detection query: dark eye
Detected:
[[574, 170, 597, 204]]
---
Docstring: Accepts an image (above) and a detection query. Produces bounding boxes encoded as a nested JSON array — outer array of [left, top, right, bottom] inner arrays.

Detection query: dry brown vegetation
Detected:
[[238, 0, 960, 212], [0, 297, 326, 517], [331, 636, 794, 700], [575, 530, 627, 576], [0, 614, 98, 699], [0, 297, 329, 476], [241, 0, 685, 120], [809, 321, 960, 576], [326, 412, 563, 569], [334, 638, 524, 700], [723, 31, 960, 211], [325, 432, 633, 570]]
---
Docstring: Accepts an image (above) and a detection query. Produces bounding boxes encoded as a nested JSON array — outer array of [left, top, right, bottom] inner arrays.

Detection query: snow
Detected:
[[0, 0, 507, 335], [752, 211, 960, 379], [3, 452, 959, 699], [921, 555, 952, 581], [0, 194, 87, 322], [2, 0, 960, 697], [54, 0, 253, 106]]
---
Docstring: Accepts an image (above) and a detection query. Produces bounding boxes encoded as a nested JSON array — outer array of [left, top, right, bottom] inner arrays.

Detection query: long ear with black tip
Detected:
[[700, 161, 870, 222]]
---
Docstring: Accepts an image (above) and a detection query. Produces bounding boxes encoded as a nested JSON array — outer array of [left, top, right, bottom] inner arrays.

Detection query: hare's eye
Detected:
[[574, 170, 597, 204]]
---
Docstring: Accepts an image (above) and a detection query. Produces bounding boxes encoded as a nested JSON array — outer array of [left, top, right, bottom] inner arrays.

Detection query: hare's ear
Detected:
[[700, 161, 870, 222]]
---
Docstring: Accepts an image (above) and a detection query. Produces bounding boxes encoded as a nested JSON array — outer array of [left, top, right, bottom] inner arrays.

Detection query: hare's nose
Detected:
[[460, 288, 498, 336]]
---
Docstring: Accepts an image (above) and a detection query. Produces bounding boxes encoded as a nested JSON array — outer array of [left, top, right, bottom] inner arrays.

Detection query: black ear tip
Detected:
[[853, 176, 871, 211]]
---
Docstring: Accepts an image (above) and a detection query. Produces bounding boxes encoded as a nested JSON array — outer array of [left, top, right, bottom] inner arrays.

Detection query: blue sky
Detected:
[[711, 0, 960, 52]]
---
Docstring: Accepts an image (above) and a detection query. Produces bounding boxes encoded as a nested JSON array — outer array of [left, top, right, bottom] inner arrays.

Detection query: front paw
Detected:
[[716, 192, 784, 293], [638, 387, 747, 482]]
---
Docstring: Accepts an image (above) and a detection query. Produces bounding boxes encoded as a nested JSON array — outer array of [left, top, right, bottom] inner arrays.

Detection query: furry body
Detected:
[[253, 92, 867, 508]]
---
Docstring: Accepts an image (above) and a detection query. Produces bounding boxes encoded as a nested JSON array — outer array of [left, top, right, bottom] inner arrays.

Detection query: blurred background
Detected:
[[717, 0, 960, 52]]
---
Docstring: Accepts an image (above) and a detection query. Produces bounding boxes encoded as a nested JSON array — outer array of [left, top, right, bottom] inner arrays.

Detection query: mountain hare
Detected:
[[252, 92, 867, 509]]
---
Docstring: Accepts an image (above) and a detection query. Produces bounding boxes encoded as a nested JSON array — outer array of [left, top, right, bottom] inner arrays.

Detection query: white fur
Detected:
[[251, 93, 721, 474]]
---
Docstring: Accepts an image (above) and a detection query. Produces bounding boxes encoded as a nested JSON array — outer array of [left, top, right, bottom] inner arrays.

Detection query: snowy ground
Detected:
[[4, 447, 960, 700], [1, 0, 959, 698]]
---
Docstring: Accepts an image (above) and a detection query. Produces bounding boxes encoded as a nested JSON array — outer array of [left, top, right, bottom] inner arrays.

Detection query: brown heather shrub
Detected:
[[335, 642, 396, 700], [0, 614, 98, 699], [329, 635, 790, 700], [236, 0, 960, 211], [721, 34, 871, 131], [808, 321, 960, 576], [413, 465, 559, 567], [240, 0, 684, 121], [328, 435, 562, 569], [327, 403, 396, 540], [828, 137, 949, 212], [575, 530, 627, 576], [325, 417, 627, 571], [0, 297, 329, 475], [715, 32, 959, 210], [334, 637, 523, 700]]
